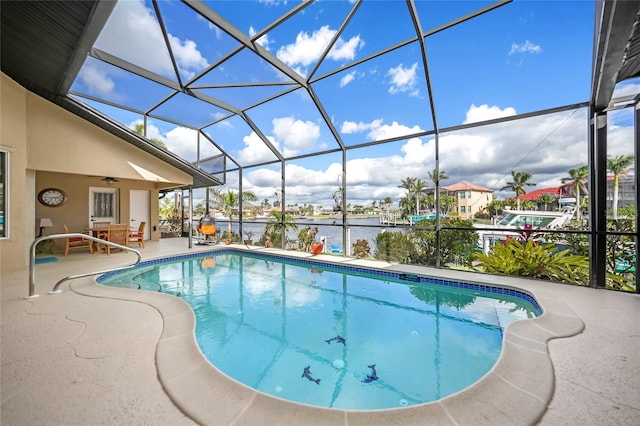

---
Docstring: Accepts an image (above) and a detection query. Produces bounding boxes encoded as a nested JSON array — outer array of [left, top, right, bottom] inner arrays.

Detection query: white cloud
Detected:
[[463, 104, 517, 124], [79, 62, 116, 97], [249, 25, 272, 50], [276, 25, 363, 77], [236, 132, 280, 164], [387, 63, 419, 96], [509, 40, 542, 55], [339, 71, 357, 87], [328, 34, 364, 61], [95, 0, 208, 80], [168, 34, 209, 80], [340, 119, 383, 134], [367, 121, 423, 141], [164, 127, 199, 162], [612, 81, 640, 99], [241, 105, 593, 207], [339, 119, 422, 141], [272, 117, 322, 156]]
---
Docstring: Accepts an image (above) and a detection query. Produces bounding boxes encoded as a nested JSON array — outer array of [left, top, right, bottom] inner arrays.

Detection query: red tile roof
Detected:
[[442, 181, 493, 192], [516, 182, 574, 201]]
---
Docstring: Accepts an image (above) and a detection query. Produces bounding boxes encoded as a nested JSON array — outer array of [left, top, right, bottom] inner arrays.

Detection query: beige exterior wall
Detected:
[[34, 171, 161, 245], [1, 72, 194, 273], [1, 73, 32, 272], [456, 190, 492, 219]]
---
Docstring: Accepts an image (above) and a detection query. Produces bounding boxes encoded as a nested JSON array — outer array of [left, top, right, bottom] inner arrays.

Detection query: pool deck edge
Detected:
[[74, 246, 585, 426]]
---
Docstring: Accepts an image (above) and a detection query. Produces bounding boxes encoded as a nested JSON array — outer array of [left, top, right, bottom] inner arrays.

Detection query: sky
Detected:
[[69, 0, 639, 209]]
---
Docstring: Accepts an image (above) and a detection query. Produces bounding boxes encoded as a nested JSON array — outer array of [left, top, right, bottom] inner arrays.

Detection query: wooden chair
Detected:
[[92, 221, 110, 229], [128, 221, 146, 248], [63, 224, 93, 256], [103, 224, 130, 255]]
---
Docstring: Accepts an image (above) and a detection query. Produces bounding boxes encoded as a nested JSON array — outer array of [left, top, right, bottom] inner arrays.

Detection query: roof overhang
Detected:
[[591, 0, 640, 111], [0, 0, 220, 188]]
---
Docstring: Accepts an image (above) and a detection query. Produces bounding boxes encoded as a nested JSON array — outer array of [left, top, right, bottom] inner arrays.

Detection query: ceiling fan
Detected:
[[100, 177, 119, 186]]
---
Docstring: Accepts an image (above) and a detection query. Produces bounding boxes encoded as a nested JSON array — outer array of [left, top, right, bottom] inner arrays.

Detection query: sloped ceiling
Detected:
[[0, 0, 220, 188]]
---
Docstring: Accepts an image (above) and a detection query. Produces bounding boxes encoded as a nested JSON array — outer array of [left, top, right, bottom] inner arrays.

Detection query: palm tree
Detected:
[[428, 168, 448, 213], [414, 179, 428, 214], [485, 199, 504, 218], [607, 154, 634, 219], [500, 171, 536, 210], [264, 210, 298, 247], [382, 197, 393, 211], [398, 177, 428, 215], [537, 193, 556, 211], [428, 168, 449, 186], [211, 189, 258, 236], [561, 165, 588, 220]]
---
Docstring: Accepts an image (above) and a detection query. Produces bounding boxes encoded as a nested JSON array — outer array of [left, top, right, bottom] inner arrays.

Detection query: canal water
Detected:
[[215, 216, 407, 255]]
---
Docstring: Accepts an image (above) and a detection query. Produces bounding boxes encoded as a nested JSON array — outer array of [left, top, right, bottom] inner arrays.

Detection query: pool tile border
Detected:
[[97, 248, 542, 316]]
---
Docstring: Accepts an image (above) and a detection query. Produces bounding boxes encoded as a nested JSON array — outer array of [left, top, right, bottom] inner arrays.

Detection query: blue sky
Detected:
[[69, 0, 638, 208]]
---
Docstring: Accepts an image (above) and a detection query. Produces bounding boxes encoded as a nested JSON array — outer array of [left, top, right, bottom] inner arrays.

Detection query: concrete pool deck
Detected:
[[2, 238, 639, 425]]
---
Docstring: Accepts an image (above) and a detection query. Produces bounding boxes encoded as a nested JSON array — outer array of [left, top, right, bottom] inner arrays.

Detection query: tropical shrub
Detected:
[[605, 219, 636, 291], [221, 229, 239, 242], [264, 211, 298, 248], [374, 231, 415, 262], [352, 239, 371, 258], [408, 218, 477, 267], [544, 222, 589, 256], [474, 239, 590, 285], [544, 220, 636, 291]]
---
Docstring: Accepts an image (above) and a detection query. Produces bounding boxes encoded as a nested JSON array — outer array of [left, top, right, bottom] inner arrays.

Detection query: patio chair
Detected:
[[128, 221, 146, 248], [103, 224, 130, 255], [63, 224, 93, 256]]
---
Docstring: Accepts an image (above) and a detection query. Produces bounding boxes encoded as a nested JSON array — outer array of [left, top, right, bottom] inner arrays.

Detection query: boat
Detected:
[[475, 207, 576, 253]]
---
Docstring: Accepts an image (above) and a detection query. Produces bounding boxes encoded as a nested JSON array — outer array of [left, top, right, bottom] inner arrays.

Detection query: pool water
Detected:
[[100, 251, 540, 410]]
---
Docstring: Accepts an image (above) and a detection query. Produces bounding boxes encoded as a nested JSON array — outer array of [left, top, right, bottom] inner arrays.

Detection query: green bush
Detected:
[[352, 239, 371, 258], [544, 219, 636, 291], [408, 218, 477, 267], [475, 239, 590, 285], [374, 231, 415, 262]]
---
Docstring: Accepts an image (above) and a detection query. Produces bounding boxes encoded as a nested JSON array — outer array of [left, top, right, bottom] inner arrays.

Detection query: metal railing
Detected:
[[27, 233, 142, 298]]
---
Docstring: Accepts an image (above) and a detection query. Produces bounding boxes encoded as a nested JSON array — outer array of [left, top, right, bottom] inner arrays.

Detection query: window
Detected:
[[461, 206, 466, 213], [459, 192, 465, 199], [0, 150, 7, 238]]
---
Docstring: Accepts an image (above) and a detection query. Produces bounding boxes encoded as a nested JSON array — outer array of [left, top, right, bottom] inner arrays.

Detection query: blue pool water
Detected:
[[99, 250, 540, 410]]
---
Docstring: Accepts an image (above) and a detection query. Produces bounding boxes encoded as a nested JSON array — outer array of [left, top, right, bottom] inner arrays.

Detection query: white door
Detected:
[[130, 189, 150, 240], [89, 187, 118, 226]]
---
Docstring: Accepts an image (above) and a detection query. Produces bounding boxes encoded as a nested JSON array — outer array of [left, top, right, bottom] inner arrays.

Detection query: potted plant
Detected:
[[298, 225, 321, 253], [244, 230, 254, 245], [222, 230, 233, 245], [310, 235, 324, 255]]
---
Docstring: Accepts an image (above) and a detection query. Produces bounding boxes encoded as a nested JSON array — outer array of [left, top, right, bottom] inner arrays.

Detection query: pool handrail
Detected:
[[27, 233, 142, 298]]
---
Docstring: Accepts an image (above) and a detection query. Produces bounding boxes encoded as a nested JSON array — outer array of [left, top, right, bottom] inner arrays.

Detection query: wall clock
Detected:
[[38, 188, 67, 207]]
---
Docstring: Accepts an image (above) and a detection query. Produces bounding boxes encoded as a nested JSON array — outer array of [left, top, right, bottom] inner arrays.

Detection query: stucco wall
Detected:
[[1, 72, 192, 273], [0, 73, 32, 273], [26, 92, 191, 186], [34, 171, 161, 250]]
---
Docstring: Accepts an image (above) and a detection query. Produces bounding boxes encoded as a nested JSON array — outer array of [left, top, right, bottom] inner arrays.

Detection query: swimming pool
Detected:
[[99, 250, 541, 410]]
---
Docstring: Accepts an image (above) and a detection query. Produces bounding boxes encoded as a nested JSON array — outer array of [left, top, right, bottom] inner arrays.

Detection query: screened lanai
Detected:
[[1, 0, 638, 292]]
